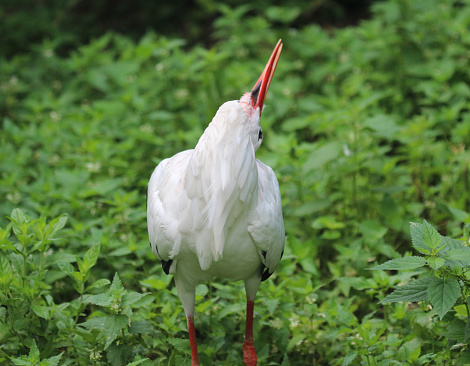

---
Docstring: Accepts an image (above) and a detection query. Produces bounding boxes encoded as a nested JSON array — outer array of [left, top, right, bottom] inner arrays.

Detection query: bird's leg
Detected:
[[243, 299, 257, 366], [187, 315, 200, 366], [176, 279, 199, 366]]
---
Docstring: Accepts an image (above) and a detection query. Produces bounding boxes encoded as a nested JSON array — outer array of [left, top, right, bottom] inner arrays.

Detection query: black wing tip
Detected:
[[261, 267, 273, 281], [149, 242, 171, 275], [161, 259, 173, 275], [260, 249, 284, 282]]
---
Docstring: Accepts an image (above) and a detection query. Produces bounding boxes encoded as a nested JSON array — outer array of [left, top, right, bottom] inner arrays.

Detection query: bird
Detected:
[[147, 40, 285, 366]]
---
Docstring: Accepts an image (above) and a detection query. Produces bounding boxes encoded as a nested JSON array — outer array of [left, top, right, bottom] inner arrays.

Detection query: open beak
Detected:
[[251, 39, 283, 115]]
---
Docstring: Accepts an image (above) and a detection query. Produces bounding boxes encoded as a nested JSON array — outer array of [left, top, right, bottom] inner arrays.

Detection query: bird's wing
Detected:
[[147, 150, 193, 267], [248, 160, 285, 278]]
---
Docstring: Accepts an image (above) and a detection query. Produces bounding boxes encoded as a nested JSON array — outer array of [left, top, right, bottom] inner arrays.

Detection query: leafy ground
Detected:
[[2, 0, 470, 365]]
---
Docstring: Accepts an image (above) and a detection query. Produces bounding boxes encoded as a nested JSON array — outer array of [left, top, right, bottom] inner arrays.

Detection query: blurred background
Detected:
[[1, 0, 375, 57]]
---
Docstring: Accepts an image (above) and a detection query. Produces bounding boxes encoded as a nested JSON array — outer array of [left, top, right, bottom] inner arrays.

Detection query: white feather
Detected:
[[147, 99, 284, 312]]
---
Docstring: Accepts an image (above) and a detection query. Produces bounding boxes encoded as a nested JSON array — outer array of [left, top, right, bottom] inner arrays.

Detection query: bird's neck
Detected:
[[189, 120, 258, 197], [181, 108, 259, 268]]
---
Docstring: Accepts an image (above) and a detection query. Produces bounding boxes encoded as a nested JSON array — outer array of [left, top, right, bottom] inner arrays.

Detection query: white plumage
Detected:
[[147, 40, 284, 366]]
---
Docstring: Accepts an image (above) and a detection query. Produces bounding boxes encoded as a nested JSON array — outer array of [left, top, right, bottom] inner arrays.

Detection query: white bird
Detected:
[[147, 40, 284, 366]]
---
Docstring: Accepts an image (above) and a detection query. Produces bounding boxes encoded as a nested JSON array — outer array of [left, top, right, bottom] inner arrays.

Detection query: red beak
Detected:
[[251, 39, 283, 115]]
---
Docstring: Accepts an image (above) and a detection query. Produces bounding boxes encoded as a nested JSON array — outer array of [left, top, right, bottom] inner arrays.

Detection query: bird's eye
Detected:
[[258, 129, 263, 141]]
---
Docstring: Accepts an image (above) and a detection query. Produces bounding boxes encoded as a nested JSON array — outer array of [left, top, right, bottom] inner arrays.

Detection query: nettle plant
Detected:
[[371, 220, 470, 354], [0, 209, 152, 366]]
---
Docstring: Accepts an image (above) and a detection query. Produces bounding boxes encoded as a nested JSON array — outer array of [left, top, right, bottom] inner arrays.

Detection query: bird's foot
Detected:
[[243, 338, 257, 366]]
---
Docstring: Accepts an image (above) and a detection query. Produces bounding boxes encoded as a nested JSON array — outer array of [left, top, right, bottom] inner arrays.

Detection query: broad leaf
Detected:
[[107, 343, 132, 366], [380, 277, 434, 304], [167, 337, 190, 352], [122, 292, 148, 307], [82, 243, 101, 274], [31, 305, 51, 320], [422, 220, 443, 252], [410, 222, 430, 255], [56, 261, 74, 276], [427, 277, 460, 319], [110, 272, 124, 293], [444, 319, 466, 342], [369, 256, 426, 270], [85, 278, 111, 292], [445, 248, 470, 266], [104, 314, 129, 349], [129, 320, 153, 335], [0, 254, 12, 286], [47, 215, 68, 237], [342, 352, 358, 366], [466, 319, 470, 343], [426, 257, 445, 270], [44, 353, 63, 366], [125, 358, 151, 366], [86, 293, 112, 307]]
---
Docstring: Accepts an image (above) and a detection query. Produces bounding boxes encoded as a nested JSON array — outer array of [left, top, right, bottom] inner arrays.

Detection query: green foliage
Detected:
[[372, 221, 470, 362], [0, 0, 373, 58], [0, 209, 152, 365], [2, 0, 470, 364]]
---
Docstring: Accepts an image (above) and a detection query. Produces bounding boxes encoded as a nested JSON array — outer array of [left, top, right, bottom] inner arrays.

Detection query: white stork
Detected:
[[147, 40, 285, 366]]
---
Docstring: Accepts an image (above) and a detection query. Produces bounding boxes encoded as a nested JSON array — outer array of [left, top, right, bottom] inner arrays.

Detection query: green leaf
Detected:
[[369, 256, 426, 270], [410, 222, 430, 255], [80, 316, 106, 331], [86, 293, 112, 307], [31, 305, 51, 320], [129, 320, 153, 335], [427, 277, 461, 319], [140, 277, 171, 290], [445, 248, 470, 266], [0, 254, 12, 286], [303, 141, 342, 172], [125, 358, 151, 366], [52, 253, 76, 264], [122, 292, 148, 307], [266, 6, 300, 23], [339, 276, 377, 290], [104, 314, 129, 349], [56, 261, 74, 276], [342, 352, 358, 366], [287, 333, 306, 352], [422, 220, 443, 251], [363, 114, 401, 139], [29, 339, 40, 362], [167, 337, 190, 352], [72, 271, 84, 283], [110, 272, 124, 293], [398, 338, 421, 363], [454, 304, 468, 317], [426, 257, 445, 270], [43, 353, 63, 366], [380, 277, 434, 304], [85, 278, 111, 292], [81, 243, 101, 274], [107, 343, 132, 366], [444, 319, 466, 342], [280, 354, 290, 366], [48, 215, 68, 237], [264, 298, 280, 316], [10, 208, 27, 229], [466, 319, 470, 343], [10, 253, 25, 277]]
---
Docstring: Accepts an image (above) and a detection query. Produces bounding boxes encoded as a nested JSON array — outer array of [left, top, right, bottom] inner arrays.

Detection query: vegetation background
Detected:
[[1, 0, 470, 364]]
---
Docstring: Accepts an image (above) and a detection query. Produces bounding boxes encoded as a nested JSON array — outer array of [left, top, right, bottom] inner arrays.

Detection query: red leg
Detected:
[[187, 316, 200, 366], [243, 299, 257, 366]]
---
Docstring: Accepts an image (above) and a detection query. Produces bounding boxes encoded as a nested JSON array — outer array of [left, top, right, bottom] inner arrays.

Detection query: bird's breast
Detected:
[[176, 221, 262, 284]]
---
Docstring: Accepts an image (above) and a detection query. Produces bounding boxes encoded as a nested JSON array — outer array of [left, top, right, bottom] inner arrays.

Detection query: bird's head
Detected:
[[239, 39, 283, 151]]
